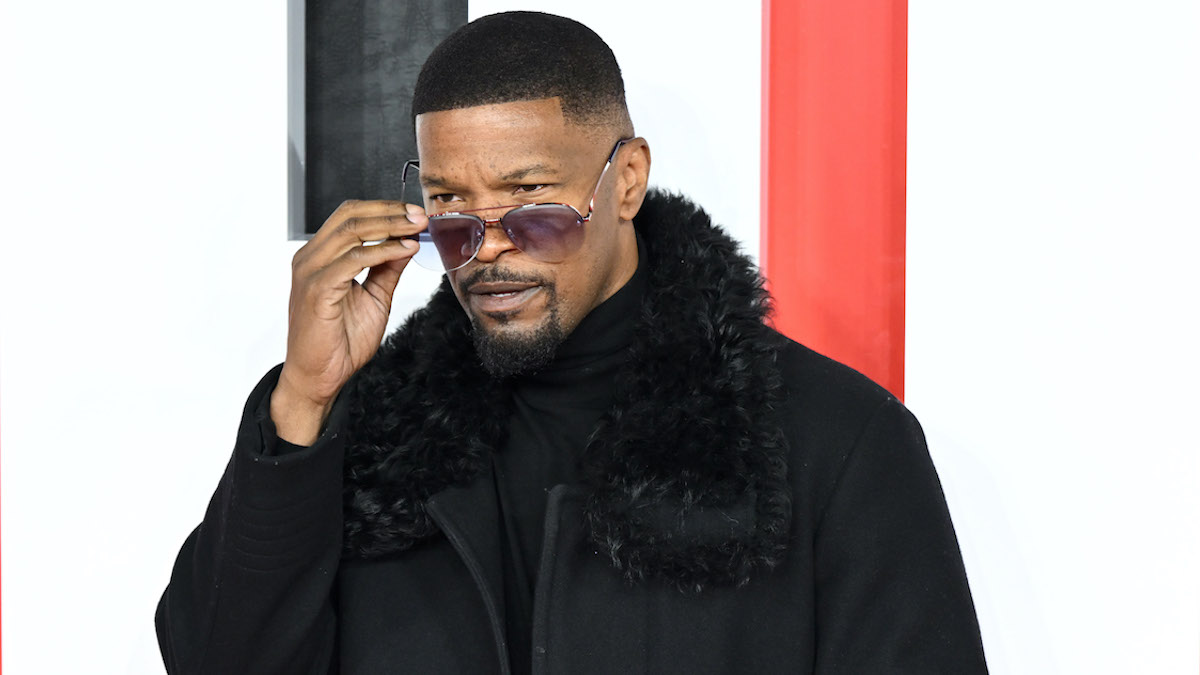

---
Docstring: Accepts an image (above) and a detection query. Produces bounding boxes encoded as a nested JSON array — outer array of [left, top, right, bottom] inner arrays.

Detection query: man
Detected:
[[156, 11, 987, 674]]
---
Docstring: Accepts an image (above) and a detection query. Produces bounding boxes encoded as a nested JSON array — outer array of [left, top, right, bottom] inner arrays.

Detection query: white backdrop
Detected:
[[0, 1, 1196, 673], [907, 2, 1199, 672]]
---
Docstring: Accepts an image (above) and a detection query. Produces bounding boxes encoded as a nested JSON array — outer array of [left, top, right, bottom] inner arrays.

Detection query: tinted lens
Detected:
[[502, 204, 586, 263], [415, 216, 484, 272], [408, 232, 443, 271]]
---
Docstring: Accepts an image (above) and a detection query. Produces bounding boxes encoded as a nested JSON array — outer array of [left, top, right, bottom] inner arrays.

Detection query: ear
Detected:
[[615, 137, 651, 222]]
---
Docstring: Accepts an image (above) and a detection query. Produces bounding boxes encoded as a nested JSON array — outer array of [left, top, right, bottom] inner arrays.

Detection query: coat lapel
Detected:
[[425, 461, 511, 674]]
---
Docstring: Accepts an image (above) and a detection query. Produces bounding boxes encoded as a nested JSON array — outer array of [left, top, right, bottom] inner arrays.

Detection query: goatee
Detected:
[[459, 266, 565, 378], [471, 304, 564, 378]]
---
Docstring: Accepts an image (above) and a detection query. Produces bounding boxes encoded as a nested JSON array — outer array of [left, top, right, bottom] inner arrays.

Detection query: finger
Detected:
[[328, 198, 414, 220], [345, 213, 430, 241], [334, 199, 427, 223], [331, 212, 429, 246], [309, 199, 429, 248], [362, 252, 412, 307], [359, 203, 431, 245], [301, 212, 429, 269], [314, 238, 419, 290]]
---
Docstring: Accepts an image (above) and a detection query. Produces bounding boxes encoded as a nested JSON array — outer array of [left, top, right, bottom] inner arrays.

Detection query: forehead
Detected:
[[414, 98, 594, 173]]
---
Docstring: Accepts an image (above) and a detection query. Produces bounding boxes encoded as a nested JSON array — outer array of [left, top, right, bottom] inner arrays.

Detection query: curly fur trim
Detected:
[[342, 189, 791, 589]]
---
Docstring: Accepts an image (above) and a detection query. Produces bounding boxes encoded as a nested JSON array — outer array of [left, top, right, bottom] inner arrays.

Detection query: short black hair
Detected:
[[412, 11, 632, 133]]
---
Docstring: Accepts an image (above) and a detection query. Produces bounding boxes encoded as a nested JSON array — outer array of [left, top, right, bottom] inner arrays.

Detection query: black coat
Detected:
[[156, 191, 988, 674]]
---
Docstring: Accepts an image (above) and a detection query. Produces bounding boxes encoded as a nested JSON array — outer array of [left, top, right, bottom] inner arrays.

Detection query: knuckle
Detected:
[[348, 244, 369, 261], [291, 251, 309, 274], [318, 201, 358, 230]]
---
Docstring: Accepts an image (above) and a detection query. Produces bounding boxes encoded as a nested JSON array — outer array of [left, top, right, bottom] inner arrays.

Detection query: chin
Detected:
[[470, 307, 565, 378]]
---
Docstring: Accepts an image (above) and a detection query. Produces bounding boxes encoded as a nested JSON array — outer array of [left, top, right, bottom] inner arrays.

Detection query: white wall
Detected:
[[0, 1, 759, 672], [908, 1, 1199, 673]]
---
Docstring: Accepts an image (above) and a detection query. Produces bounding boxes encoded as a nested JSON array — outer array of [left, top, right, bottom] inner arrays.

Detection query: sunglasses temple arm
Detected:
[[402, 160, 421, 203], [585, 138, 632, 220]]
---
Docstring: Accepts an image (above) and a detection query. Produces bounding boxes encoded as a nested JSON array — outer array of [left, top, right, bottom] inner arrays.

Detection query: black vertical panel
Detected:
[[303, 0, 466, 236]]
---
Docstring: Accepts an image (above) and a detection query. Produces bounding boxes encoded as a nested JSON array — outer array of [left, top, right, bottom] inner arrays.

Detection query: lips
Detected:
[[468, 281, 538, 295], [467, 281, 542, 315]]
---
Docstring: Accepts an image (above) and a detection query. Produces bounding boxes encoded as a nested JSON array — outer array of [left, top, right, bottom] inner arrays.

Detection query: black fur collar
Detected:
[[341, 190, 791, 590]]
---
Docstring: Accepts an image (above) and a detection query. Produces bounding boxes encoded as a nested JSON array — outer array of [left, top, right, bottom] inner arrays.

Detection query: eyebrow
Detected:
[[499, 164, 557, 182], [419, 173, 451, 189]]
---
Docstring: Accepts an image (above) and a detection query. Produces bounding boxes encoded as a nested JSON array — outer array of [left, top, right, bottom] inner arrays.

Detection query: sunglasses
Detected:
[[401, 138, 630, 272]]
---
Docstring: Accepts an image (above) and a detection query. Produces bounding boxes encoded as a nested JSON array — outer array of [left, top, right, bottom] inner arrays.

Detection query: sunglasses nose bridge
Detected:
[[472, 212, 523, 262]]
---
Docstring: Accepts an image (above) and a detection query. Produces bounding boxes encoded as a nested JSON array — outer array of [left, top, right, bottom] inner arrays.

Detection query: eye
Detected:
[[430, 193, 462, 205], [514, 184, 548, 195]]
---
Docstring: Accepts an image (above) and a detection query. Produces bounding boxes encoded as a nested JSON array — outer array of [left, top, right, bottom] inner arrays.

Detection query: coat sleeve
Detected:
[[812, 398, 988, 674], [155, 364, 349, 675]]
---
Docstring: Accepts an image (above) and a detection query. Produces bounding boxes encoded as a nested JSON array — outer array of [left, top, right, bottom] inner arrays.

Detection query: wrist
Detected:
[[270, 376, 334, 447]]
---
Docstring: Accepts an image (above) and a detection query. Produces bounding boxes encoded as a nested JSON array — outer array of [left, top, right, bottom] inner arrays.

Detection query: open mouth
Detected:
[[467, 282, 542, 314]]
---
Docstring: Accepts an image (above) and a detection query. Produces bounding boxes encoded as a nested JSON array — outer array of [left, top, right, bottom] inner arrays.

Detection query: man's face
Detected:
[[414, 97, 640, 377]]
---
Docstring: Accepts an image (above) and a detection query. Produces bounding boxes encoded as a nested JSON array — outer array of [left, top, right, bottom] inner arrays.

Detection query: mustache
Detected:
[[458, 265, 553, 290]]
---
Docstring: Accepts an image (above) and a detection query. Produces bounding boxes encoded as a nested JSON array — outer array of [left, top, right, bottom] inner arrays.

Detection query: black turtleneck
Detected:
[[494, 235, 647, 673]]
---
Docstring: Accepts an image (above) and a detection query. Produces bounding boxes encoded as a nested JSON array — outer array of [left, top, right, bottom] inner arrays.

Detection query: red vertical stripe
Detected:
[[761, 0, 908, 399]]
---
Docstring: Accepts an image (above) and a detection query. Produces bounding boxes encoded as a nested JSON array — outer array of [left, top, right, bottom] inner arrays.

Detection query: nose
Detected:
[[472, 214, 520, 263]]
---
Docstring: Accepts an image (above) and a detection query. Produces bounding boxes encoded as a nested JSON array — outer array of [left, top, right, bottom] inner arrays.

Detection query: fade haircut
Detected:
[[412, 11, 633, 135]]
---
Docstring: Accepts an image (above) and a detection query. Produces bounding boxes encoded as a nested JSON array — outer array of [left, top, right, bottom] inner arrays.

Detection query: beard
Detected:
[[471, 308, 564, 378], [459, 266, 565, 378]]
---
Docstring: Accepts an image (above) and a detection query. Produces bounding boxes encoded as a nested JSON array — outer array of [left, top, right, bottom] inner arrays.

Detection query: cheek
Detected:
[[550, 258, 605, 318], [446, 273, 469, 309]]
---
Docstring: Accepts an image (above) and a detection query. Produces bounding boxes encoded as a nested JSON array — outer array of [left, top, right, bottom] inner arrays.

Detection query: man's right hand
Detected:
[[270, 199, 428, 446]]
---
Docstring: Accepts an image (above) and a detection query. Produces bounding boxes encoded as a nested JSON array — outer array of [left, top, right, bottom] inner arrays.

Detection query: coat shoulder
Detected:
[[769, 333, 924, 515], [772, 332, 900, 419]]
